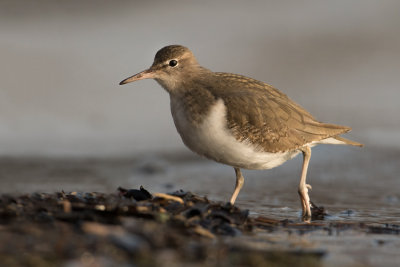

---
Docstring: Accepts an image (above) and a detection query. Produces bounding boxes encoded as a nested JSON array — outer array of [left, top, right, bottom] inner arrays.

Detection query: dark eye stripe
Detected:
[[169, 60, 178, 67]]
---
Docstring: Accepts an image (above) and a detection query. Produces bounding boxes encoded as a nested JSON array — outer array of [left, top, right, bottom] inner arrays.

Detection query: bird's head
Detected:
[[120, 45, 204, 93]]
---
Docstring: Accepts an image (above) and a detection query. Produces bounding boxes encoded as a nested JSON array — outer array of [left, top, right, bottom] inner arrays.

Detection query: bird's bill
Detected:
[[119, 69, 155, 85]]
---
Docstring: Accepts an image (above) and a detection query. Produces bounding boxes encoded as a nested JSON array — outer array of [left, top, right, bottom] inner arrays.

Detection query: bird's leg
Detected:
[[298, 146, 312, 219], [230, 167, 244, 205]]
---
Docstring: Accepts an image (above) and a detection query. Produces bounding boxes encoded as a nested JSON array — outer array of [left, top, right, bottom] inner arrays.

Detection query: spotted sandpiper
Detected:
[[119, 45, 362, 220]]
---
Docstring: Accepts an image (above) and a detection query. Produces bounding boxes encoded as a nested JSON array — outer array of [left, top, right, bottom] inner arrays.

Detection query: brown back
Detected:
[[206, 72, 351, 152]]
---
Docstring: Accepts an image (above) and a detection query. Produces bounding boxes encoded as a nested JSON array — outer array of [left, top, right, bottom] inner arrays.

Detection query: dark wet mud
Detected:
[[1, 187, 399, 267], [0, 146, 399, 266]]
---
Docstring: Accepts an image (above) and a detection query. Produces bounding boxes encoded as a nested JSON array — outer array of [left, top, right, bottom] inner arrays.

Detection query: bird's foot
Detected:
[[298, 184, 312, 220]]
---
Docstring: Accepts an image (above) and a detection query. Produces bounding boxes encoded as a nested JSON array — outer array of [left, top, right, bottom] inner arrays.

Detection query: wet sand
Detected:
[[0, 145, 399, 266]]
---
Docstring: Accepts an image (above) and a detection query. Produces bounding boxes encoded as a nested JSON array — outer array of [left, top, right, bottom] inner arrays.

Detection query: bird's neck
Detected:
[[168, 71, 218, 125], [155, 77, 180, 93], [156, 66, 213, 95]]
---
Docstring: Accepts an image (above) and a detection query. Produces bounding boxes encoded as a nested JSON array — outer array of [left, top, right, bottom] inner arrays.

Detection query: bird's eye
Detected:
[[169, 60, 178, 67]]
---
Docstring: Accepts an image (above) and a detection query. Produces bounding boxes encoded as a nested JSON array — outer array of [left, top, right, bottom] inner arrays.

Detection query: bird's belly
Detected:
[[171, 98, 300, 170]]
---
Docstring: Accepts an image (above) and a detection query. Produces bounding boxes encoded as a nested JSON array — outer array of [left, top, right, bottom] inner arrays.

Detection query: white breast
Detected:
[[170, 97, 299, 170]]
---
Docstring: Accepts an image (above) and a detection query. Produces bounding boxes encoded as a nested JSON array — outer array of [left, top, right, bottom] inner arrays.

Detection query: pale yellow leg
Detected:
[[298, 146, 312, 219], [230, 167, 244, 205]]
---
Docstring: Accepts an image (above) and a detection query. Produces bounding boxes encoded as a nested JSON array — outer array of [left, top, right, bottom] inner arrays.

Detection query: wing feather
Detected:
[[210, 72, 351, 152]]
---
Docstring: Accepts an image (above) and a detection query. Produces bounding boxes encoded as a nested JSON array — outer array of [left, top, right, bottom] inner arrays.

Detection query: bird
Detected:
[[119, 45, 362, 220]]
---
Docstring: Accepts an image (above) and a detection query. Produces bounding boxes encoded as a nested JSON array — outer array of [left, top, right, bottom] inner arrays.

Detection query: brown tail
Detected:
[[334, 136, 364, 147]]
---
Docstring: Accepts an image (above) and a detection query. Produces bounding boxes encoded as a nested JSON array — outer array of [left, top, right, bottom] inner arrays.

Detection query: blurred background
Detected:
[[1, 0, 399, 157], [0, 1, 399, 222]]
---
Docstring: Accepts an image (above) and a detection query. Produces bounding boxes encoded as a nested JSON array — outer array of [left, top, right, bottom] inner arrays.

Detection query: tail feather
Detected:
[[333, 136, 364, 147], [316, 136, 363, 147]]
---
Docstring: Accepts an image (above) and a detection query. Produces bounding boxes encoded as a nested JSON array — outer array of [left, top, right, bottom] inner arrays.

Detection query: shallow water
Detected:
[[1, 145, 399, 266], [1, 145, 399, 224]]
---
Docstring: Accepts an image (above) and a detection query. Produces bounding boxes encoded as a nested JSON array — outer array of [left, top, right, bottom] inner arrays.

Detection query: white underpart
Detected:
[[171, 98, 300, 170], [314, 137, 347, 145]]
